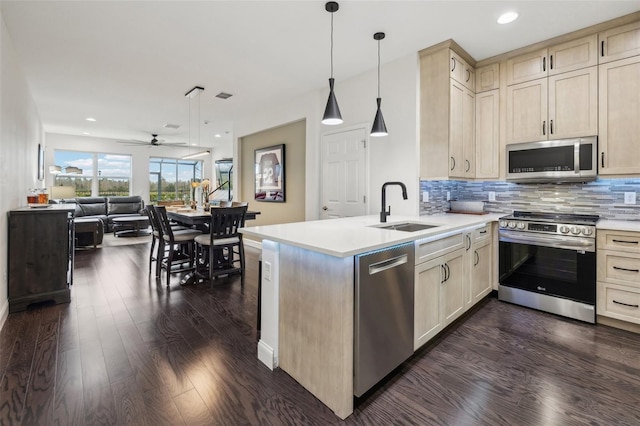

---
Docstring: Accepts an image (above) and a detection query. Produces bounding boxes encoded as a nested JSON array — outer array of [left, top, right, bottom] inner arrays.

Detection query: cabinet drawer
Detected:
[[415, 232, 463, 264], [473, 225, 491, 243], [597, 282, 640, 324], [597, 250, 640, 288], [597, 229, 640, 253]]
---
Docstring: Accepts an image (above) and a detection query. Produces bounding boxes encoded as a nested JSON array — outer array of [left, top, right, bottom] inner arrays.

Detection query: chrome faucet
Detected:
[[380, 181, 408, 223]]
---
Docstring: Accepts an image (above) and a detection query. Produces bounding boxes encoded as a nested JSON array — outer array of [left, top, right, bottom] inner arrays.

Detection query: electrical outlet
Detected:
[[422, 191, 429, 202], [446, 191, 451, 201], [263, 261, 272, 281], [488, 191, 496, 202], [624, 192, 637, 204]]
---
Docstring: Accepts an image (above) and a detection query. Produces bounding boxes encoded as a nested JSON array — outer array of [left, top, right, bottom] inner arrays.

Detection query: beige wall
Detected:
[[240, 120, 306, 227]]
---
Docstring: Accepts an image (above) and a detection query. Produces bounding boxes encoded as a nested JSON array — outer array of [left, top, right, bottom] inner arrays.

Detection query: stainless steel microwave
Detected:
[[506, 136, 597, 183]]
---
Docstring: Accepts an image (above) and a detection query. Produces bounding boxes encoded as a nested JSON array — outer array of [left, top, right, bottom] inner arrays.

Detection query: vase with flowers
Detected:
[[190, 179, 200, 209], [200, 179, 214, 211]]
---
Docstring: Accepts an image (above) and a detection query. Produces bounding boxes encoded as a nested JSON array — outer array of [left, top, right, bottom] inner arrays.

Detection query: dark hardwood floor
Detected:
[[1, 240, 640, 425]]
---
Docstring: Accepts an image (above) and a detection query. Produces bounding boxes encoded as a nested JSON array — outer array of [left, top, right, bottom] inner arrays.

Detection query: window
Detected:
[[53, 151, 131, 197], [149, 157, 203, 203]]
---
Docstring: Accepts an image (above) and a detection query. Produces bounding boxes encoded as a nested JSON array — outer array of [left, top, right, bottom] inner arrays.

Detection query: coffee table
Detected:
[[112, 216, 151, 237]]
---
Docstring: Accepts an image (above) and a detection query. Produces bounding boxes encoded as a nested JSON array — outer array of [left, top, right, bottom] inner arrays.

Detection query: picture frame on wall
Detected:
[[37, 143, 45, 181], [254, 144, 285, 202]]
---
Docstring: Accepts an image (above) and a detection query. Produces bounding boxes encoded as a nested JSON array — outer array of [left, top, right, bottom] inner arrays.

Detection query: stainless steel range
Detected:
[[498, 211, 599, 323]]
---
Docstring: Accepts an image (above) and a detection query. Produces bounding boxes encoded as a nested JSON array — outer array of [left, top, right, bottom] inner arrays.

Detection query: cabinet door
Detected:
[[476, 63, 500, 92], [506, 78, 548, 143], [548, 66, 598, 139], [475, 89, 500, 179], [506, 48, 547, 85], [548, 35, 598, 75], [449, 80, 465, 177], [462, 88, 476, 178], [599, 21, 640, 64], [441, 250, 465, 327], [599, 56, 640, 175], [414, 257, 443, 350], [450, 50, 474, 91], [471, 239, 492, 304]]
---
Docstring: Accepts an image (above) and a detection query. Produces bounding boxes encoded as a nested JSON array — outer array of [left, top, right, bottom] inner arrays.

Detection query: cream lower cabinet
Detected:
[[464, 225, 493, 309], [599, 55, 640, 175], [597, 229, 640, 325]]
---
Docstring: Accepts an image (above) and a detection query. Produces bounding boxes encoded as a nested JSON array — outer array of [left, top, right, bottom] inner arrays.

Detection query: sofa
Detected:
[[52, 196, 146, 246]]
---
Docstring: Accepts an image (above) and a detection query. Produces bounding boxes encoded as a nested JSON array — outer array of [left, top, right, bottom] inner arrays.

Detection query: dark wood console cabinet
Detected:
[[8, 205, 75, 312]]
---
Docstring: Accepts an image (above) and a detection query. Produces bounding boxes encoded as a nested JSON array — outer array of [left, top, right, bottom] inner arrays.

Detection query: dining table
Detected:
[[165, 206, 260, 285]]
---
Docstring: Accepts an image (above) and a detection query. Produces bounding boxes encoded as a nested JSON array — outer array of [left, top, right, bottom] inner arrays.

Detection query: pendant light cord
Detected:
[[330, 11, 334, 78], [377, 39, 381, 97]]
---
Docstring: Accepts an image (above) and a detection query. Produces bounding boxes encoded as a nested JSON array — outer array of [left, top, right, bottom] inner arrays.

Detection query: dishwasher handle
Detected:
[[368, 254, 408, 275]]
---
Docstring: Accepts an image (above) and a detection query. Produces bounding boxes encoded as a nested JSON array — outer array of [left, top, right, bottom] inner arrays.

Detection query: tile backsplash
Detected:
[[419, 178, 640, 220]]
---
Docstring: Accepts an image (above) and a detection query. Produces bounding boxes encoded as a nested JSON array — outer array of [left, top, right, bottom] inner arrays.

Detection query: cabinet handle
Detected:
[[465, 69, 471, 82], [613, 300, 639, 308], [445, 263, 450, 282], [601, 152, 605, 168], [451, 57, 456, 72], [474, 250, 479, 266], [441, 264, 447, 283], [466, 235, 471, 251], [612, 239, 638, 245], [542, 57, 546, 72], [542, 121, 546, 135], [450, 156, 456, 171], [549, 55, 553, 70], [479, 230, 487, 234], [465, 159, 471, 172], [613, 266, 640, 273], [550, 119, 553, 135], [601, 40, 605, 57]]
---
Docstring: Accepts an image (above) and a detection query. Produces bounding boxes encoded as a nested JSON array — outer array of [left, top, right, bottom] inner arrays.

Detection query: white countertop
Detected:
[[597, 219, 640, 232], [241, 213, 503, 257]]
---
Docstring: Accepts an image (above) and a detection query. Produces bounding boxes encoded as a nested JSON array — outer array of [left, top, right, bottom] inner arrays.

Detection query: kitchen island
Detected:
[[241, 213, 502, 418]]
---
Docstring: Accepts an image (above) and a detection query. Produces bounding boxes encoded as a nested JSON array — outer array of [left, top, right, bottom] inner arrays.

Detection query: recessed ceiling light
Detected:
[[215, 134, 221, 138], [497, 11, 518, 24], [85, 117, 96, 122]]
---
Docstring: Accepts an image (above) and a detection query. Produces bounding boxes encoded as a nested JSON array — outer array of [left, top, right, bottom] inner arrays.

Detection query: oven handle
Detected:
[[499, 230, 595, 252]]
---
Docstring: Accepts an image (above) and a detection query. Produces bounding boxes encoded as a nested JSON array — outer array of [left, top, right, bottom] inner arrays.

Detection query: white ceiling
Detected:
[[1, 1, 638, 148]]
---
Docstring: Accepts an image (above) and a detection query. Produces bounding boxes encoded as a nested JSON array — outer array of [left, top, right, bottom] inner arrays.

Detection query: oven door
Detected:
[[499, 231, 596, 305]]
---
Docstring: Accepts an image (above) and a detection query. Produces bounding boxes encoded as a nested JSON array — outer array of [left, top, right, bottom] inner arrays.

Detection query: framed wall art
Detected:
[[254, 144, 285, 202], [37, 143, 45, 181]]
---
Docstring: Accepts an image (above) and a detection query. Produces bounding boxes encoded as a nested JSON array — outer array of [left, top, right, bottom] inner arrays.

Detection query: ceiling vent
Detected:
[[163, 123, 181, 129], [216, 92, 233, 100]]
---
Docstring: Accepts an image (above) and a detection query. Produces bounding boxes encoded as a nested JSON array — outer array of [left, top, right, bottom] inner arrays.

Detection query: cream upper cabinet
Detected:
[[506, 66, 597, 144], [475, 89, 500, 178], [599, 21, 640, 63], [599, 55, 640, 175], [450, 50, 475, 91], [506, 35, 598, 85], [420, 46, 476, 179], [449, 80, 475, 178], [475, 63, 499, 92]]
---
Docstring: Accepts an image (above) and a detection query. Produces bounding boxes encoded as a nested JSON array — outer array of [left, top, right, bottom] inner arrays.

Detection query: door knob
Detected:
[[322, 206, 328, 211]]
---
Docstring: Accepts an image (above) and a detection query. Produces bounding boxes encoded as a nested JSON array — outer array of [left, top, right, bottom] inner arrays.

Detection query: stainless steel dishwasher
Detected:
[[354, 242, 414, 397]]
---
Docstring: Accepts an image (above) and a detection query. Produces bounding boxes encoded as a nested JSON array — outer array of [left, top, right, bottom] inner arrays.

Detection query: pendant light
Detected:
[[321, 1, 343, 125], [370, 32, 388, 137]]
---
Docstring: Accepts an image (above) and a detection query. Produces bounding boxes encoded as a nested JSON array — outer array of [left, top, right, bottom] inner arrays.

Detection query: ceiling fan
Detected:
[[116, 134, 187, 148]]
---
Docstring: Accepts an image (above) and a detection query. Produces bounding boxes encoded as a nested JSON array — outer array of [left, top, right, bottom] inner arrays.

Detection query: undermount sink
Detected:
[[374, 222, 440, 232]]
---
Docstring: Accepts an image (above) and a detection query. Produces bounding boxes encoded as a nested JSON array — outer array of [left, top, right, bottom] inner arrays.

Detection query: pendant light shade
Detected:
[[370, 32, 388, 137], [321, 2, 343, 126]]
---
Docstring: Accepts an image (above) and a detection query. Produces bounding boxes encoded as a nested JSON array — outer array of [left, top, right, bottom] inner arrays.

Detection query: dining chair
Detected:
[[154, 205, 203, 287], [194, 205, 248, 282]]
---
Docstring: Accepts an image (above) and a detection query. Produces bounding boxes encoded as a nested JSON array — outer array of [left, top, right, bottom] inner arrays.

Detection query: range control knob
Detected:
[[582, 227, 593, 236], [516, 222, 526, 230], [499, 220, 508, 228], [508, 221, 517, 229], [560, 225, 570, 234], [570, 226, 581, 235]]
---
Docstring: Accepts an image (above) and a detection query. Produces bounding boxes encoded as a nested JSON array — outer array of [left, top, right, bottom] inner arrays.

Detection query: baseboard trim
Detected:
[[0, 300, 9, 332], [244, 239, 262, 250], [597, 315, 640, 334], [258, 339, 277, 370]]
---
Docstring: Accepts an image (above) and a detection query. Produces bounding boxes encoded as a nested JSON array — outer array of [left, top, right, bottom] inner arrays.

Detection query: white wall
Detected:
[[45, 133, 216, 203], [234, 52, 420, 221], [0, 9, 44, 328]]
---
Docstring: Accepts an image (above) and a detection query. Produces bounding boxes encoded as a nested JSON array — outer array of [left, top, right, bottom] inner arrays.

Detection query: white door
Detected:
[[320, 128, 367, 219]]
